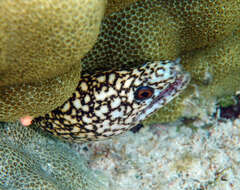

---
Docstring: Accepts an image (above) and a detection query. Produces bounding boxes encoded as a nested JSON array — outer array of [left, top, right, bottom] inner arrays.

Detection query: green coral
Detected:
[[0, 122, 110, 190], [2, 0, 239, 122], [182, 29, 240, 98], [105, 0, 141, 15], [161, 0, 240, 51], [0, 0, 106, 121], [82, 0, 240, 122], [82, 0, 181, 73]]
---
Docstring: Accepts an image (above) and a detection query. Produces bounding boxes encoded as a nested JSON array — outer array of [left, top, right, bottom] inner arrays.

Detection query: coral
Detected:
[[149, 28, 240, 123], [0, 0, 106, 121], [82, 0, 240, 73], [3, 0, 239, 123], [182, 29, 240, 98], [105, 0, 140, 15], [0, 122, 110, 190], [82, 0, 240, 122], [0, 0, 105, 86], [82, 0, 181, 73], [1, 0, 240, 189], [161, 0, 240, 51], [0, 64, 80, 121]]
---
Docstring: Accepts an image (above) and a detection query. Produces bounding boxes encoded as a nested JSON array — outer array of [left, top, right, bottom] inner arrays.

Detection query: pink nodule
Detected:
[[20, 116, 33, 126]]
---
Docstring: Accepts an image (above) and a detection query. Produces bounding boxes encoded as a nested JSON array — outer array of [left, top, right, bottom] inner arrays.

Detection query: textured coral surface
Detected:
[[0, 0, 105, 85], [182, 29, 240, 98], [105, 0, 140, 15], [0, 122, 110, 190], [1, 0, 240, 122], [0, 0, 106, 121], [0, 64, 81, 121], [82, 0, 181, 73], [162, 0, 240, 51], [83, 0, 240, 72], [82, 0, 240, 122]]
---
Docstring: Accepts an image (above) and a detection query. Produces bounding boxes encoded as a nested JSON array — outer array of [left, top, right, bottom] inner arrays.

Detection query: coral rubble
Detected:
[[73, 98, 240, 190]]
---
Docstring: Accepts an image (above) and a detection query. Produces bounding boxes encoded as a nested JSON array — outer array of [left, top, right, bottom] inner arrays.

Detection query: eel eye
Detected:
[[134, 86, 154, 101]]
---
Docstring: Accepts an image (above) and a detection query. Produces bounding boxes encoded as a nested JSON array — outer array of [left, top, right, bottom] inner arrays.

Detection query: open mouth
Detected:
[[151, 72, 190, 105], [136, 71, 190, 122]]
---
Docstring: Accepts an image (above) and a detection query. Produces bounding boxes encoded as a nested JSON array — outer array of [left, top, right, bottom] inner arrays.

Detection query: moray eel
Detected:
[[33, 59, 190, 142]]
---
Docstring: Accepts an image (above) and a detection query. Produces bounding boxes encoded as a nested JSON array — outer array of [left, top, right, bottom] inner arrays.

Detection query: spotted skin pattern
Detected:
[[33, 59, 190, 142]]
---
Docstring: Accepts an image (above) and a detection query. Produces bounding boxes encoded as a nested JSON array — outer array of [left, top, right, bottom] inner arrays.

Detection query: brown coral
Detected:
[[0, 64, 80, 121], [82, 0, 240, 122], [161, 0, 240, 51], [1, 0, 240, 123], [0, 0, 105, 86], [82, 0, 181, 73], [82, 0, 240, 72], [182, 29, 240, 98], [0, 0, 106, 121], [105, 0, 141, 15]]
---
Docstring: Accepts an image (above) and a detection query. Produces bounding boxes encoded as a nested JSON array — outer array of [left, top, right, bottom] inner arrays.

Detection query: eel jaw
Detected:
[[135, 71, 191, 122]]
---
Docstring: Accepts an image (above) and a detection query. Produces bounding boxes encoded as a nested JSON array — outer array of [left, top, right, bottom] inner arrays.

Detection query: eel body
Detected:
[[33, 59, 190, 142]]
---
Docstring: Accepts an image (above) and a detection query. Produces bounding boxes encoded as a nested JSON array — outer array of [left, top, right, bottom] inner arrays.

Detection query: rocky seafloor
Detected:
[[1, 90, 240, 190], [71, 96, 240, 190]]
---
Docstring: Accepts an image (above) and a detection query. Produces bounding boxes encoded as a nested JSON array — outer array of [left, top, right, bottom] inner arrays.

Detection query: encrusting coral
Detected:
[[0, 0, 106, 121], [1, 64, 81, 122], [0, 122, 110, 190], [82, 0, 181, 73], [82, 0, 240, 122], [182, 29, 240, 98], [82, 0, 240, 72], [105, 0, 141, 15], [0, 0, 106, 86], [146, 28, 240, 123], [2, 0, 239, 122], [161, 0, 240, 51]]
